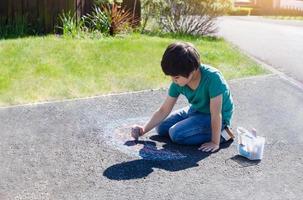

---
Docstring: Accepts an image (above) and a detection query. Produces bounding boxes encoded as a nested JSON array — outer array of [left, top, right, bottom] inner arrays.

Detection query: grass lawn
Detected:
[[0, 33, 267, 106], [263, 16, 303, 20]]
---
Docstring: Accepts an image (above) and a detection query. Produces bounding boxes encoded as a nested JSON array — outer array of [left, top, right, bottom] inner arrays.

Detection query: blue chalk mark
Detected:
[[102, 117, 187, 160]]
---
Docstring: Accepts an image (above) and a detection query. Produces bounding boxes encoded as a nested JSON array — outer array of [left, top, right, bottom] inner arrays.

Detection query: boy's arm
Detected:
[[142, 95, 178, 134], [199, 94, 223, 152]]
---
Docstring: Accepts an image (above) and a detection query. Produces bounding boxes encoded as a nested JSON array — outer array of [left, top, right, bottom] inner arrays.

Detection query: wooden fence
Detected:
[[0, 0, 93, 33]]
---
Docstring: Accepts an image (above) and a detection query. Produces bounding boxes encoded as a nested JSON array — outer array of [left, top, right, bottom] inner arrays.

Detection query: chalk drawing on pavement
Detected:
[[101, 117, 187, 160]]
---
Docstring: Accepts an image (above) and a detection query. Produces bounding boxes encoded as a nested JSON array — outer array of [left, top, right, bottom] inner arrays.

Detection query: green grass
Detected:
[[0, 33, 267, 106], [264, 16, 303, 20], [228, 7, 252, 16]]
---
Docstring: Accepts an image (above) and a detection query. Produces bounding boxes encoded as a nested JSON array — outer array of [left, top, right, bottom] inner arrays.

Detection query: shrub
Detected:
[[0, 16, 31, 38], [140, 0, 232, 35], [83, 3, 134, 36], [58, 11, 83, 37], [82, 7, 111, 34], [103, 3, 134, 35], [158, 0, 232, 35], [140, 0, 164, 32]]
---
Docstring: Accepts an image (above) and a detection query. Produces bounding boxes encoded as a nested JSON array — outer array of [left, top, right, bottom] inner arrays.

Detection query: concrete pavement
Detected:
[[217, 16, 303, 83], [1, 74, 303, 200]]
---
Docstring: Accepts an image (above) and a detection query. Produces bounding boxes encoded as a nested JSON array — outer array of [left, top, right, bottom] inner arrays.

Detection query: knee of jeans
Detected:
[[168, 125, 182, 143], [155, 123, 167, 136]]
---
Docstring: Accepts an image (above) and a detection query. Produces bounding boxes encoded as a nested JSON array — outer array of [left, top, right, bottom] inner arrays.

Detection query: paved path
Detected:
[[217, 16, 303, 83], [1, 74, 303, 200]]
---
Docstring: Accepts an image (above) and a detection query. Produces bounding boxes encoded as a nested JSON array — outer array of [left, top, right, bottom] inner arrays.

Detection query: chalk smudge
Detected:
[[101, 117, 186, 160]]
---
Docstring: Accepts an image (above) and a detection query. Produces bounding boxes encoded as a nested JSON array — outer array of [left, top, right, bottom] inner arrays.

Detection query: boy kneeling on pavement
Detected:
[[132, 42, 234, 152]]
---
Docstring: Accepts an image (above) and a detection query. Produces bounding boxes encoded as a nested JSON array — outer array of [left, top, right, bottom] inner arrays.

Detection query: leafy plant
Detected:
[[83, 3, 134, 36], [143, 0, 232, 36], [159, 0, 219, 35], [58, 11, 82, 37], [104, 3, 134, 35], [82, 6, 111, 34]]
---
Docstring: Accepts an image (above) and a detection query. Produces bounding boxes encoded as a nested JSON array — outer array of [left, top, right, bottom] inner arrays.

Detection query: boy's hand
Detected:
[[131, 125, 144, 140], [198, 142, 219, 152]]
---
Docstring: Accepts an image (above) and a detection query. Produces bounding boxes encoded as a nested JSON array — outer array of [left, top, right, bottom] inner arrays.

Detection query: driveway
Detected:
[[1, 74, 303, 199]]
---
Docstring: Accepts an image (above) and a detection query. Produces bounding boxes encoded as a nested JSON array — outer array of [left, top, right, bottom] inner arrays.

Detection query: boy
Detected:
[[132, 42, 234, 152]]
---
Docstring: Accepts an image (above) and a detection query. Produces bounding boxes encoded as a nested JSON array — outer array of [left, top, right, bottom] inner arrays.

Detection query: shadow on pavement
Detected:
[[103, 135, 234, 180], [229, 155, 261, 168]]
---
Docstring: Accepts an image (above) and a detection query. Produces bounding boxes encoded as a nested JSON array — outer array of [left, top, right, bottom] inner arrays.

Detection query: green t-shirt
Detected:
[[168, 64, 234, 126]]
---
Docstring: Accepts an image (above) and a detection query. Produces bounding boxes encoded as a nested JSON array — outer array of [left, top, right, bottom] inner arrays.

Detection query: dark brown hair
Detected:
[[161, 42, 201, 77]]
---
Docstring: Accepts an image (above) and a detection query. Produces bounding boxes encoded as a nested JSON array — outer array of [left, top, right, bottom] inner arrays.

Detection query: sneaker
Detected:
[[221, 127, 235, 141]]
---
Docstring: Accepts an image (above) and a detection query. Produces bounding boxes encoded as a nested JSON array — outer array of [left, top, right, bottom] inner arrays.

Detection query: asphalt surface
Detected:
[[217, 16, 303, 83], [1, 74, 303, 200]]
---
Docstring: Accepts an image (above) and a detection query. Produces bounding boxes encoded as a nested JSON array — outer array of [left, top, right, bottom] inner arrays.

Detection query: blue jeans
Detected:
[[156, 106, 226, 145]]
